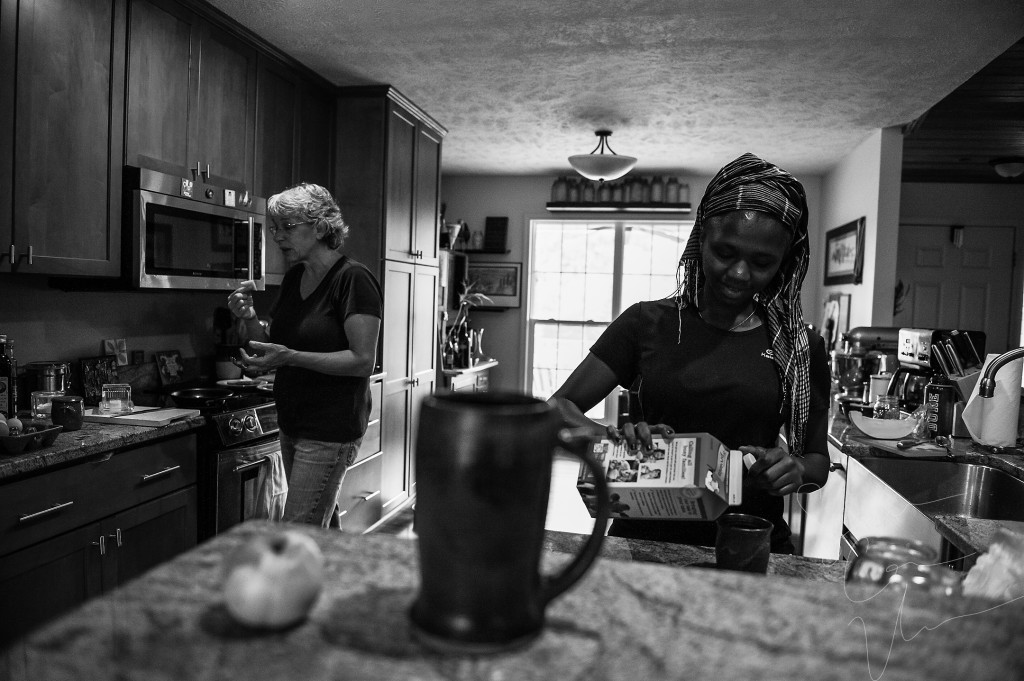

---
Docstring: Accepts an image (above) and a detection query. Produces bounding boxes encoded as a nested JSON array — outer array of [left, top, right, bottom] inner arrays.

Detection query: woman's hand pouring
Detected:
[[605, 421, 674, 452]]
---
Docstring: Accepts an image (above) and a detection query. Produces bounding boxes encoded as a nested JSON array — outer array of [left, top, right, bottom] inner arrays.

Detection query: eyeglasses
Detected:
[[268, 220, 309, 236]]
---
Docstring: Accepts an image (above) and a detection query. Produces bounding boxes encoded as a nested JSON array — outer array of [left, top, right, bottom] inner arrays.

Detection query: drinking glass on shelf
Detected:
[[871, 395, 900, 420]]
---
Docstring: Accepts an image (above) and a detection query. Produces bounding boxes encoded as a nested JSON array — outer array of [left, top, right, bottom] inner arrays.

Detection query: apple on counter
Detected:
[[222, 530, 325, 630]]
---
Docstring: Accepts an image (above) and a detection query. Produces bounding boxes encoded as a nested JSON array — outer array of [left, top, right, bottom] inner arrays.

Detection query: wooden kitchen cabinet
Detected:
[[380, 261, 438, 516], [256, 55, 335, 284], [334, 87, 444, 521], [335, 85, 446, 269], [125, 0, 257, 190], [0, 0, 127, 277], [0, 433, 199, 645]]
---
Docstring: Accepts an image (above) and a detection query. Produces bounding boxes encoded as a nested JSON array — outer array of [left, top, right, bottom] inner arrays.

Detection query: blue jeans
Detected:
[[279, 430, 361, 528]]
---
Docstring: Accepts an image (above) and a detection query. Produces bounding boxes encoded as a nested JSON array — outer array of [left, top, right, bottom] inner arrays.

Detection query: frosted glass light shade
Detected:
[[568, 130, 638, 182], [568, 153, 638, 182], [991, 157, 1024, 178]]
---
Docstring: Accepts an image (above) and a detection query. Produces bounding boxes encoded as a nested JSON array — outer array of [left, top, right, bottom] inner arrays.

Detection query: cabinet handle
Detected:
[[355, 490, 381, 502], [405, 377, 419, 387], [829, 461, 846, 473], [1, 244, 12, 263], [19, 500, 74, 522], [91, 535, 106, 556], [108, 528, 123, 548], [140, 465, 181, 482], [193, 162, 202, 182], [16, 245, 33, 265], [202, 163, 211, 182]]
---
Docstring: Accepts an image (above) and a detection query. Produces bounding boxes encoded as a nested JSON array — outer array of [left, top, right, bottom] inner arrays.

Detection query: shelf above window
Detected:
[[545, 201, 692, 214]]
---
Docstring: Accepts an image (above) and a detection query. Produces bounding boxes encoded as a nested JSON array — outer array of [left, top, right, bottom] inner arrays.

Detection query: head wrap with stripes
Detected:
[[674, 152, 812, 457]]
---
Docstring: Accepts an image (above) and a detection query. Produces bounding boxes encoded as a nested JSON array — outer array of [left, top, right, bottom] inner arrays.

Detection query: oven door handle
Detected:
[[233, 456, 270, 474]]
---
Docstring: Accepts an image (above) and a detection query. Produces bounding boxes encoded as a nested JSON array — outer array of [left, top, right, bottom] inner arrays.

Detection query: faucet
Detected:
[[978, 347, 1024, 397]]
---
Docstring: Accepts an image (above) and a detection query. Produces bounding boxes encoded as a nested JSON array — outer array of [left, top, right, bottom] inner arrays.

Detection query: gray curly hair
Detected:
[[267, 183, 349, 250]]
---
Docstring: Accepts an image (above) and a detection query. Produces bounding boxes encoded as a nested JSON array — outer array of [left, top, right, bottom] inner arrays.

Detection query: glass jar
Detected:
[[30, 390, 62, 419], [846, 537, 961, 596], [51, 395, 85, 431], [871, 394, 900, 420]]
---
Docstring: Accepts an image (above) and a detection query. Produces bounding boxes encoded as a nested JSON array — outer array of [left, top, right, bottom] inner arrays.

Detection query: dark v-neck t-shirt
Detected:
[[269, 256, 382, 442], [590, 299, 829, 550]]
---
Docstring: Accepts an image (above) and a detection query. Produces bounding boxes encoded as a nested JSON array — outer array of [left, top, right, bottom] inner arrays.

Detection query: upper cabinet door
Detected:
[[193, 20, 256, 189], [126, 0, 256, 190], [125, 0, 194, 177], [7, 0, 126, 276], [414, 127, 441, 266], [384, 106, 417, 262]]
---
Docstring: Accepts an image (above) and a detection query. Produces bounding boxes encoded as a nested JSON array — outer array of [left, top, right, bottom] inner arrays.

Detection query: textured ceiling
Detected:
[[206, 0, 1024, 177]]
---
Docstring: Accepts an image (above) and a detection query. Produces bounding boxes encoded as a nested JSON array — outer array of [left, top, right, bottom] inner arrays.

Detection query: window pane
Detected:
[[527, 219, 692, 409]]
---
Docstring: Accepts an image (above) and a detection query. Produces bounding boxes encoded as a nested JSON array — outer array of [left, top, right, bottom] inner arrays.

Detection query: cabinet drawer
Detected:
[[0, 435, 197, 557], [337, 453, 382, 534]]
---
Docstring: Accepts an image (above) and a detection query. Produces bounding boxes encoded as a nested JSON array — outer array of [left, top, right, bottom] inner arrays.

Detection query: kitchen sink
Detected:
[[855, 457, 1024, 521]]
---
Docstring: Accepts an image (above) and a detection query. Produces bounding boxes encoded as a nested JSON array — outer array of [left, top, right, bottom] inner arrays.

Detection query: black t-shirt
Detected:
[[590, 299, 830, 551], [269, 256, 382, 442]]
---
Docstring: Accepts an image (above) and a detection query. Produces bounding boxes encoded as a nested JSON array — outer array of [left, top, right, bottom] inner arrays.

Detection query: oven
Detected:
[[195, 396, 284, 540]]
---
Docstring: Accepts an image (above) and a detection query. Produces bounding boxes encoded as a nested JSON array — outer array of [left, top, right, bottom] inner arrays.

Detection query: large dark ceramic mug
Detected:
[[409, 391, 611, 654]]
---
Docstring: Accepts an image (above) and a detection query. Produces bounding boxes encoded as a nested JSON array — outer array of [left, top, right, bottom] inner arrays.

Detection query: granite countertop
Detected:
[[840, 431, 1024, 561], [544, 530, 846, 582], [2, 520, 1020, 680], [0, 416, 207, 482]]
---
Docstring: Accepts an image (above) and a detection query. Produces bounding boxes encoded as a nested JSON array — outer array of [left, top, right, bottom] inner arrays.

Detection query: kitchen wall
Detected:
[[443, 170, 826, 394], [814, 127, 904, 333], [0, 274, 276, 369]]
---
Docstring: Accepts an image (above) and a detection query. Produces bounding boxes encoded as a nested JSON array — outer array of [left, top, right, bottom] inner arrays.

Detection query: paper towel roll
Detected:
[[962, 353, 1022, 447]]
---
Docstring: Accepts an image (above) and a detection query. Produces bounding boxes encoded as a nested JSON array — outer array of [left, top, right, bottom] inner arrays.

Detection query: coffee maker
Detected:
[[830, 326, 901, 400], [886, 327, 986, 410]]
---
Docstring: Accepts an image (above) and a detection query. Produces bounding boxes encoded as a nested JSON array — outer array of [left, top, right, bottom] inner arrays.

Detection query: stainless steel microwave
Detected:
[[126, 166, 267, 291]]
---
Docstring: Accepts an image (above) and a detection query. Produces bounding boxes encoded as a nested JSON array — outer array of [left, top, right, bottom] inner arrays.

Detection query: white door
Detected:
[[894, 225, 1015, 354]]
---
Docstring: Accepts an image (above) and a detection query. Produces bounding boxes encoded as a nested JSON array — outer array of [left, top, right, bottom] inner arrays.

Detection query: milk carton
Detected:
[[577, 433, 743, 520]]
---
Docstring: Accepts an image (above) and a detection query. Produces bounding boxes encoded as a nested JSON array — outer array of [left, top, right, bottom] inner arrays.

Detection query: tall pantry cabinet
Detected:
[[334, 86, 445, 521]]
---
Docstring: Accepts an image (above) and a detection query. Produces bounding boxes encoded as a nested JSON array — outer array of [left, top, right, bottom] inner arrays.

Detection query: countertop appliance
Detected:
[[125, 165, 267, 291], [886, 327, 986, 410], [188, 390, 282, 540], [830, 326, 900, 399]]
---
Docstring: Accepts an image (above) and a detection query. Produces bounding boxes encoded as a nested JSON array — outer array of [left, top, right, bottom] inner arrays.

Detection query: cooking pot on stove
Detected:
[[25, 361, 70, 394], [170, 387, 234, 409]]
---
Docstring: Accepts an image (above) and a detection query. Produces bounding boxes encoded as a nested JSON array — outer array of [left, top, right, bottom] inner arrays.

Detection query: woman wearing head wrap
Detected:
[[551, 153, 830, 552]]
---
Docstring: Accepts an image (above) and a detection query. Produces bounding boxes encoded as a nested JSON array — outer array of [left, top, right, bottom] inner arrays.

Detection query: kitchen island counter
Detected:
[[0, 416, 206, 482], [544, 529, 846, 581], [3, 520, 1020, 681]]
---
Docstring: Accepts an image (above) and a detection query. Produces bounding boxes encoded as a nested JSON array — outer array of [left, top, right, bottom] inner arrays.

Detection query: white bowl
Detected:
[[850, 412, 917, 440]]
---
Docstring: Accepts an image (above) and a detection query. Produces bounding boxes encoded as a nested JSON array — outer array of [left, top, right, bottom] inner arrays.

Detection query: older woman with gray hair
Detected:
[[228, 182, 382, 528]]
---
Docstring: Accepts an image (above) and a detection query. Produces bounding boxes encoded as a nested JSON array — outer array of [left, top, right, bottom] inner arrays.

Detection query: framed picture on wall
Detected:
[[823, 217, 865, 286], [79, 355, 120, 406], [466, 262, 522, 309]]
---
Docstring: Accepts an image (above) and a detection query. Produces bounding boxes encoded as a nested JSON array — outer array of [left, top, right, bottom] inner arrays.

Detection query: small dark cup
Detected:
[[50, 395, 85, 432], [715, 513, 772, 573]]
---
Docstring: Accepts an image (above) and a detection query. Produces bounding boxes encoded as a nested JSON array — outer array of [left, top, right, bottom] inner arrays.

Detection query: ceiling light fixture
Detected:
[[568, 130, 637, 182], [990, 157, 1024, 179]]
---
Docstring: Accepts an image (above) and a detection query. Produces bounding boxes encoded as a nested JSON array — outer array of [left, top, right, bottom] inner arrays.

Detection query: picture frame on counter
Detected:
[[79, 355, 120, 406], [823, 217, 865, 286], [466, 262, 522, 309], [155, 350, 185, 385]]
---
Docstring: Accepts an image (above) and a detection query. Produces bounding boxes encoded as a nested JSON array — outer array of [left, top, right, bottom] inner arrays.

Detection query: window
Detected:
[[527, 218, 693, 422]]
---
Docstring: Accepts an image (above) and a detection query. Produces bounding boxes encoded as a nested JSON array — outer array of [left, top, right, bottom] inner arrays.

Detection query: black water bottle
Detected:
[[924, 375, 956, 438]]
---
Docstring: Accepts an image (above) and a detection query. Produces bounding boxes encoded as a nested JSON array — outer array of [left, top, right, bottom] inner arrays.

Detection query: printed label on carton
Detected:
[[577, 433, 742, 520]]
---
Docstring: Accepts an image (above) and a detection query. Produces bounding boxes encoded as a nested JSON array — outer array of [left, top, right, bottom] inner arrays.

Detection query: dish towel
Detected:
[[962, 353, 1022, 447]]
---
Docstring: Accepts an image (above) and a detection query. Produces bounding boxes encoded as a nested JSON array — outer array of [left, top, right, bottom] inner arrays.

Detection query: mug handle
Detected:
[[540, 428, 611, 605]]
